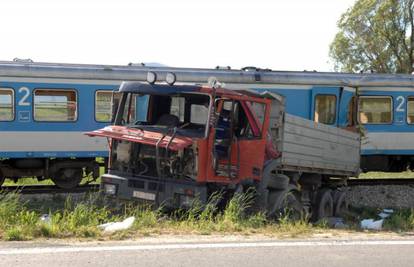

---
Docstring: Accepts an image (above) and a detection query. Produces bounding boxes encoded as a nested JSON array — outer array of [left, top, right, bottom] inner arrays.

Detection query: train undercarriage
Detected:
[[0, 158, 101, 189], [361, 155, 414, 172]]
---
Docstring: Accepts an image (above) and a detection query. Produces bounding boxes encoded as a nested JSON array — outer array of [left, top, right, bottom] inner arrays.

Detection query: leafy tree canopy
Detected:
[[330, 0, 414, 73]]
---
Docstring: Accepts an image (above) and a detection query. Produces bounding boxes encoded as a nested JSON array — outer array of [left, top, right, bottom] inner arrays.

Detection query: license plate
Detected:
[[133, 190, 156, 201]]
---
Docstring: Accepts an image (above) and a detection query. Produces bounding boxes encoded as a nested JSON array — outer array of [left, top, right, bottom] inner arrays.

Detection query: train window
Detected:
[[0, 88, 14, 121], [407, 97, 414, 124], [314, 95, 336, 125], [358, 96, 392, 124], [95, 91, 121, 122], [34, 89, 77, 122]]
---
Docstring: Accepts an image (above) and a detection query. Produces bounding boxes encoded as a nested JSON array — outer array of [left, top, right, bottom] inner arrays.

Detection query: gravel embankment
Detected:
[[346, 185, 414, 208], [16, 185, 414, 209]]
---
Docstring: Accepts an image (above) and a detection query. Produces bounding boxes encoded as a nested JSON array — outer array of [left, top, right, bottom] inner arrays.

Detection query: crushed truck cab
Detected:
[[87, 81, 360, 220]]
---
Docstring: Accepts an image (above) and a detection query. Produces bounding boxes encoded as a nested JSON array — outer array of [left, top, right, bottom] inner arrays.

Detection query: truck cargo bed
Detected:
[[275, 114, 360, 177]]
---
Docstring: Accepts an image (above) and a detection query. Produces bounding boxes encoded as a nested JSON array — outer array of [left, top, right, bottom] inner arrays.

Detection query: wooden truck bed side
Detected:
[[274, 113, 360, 177]]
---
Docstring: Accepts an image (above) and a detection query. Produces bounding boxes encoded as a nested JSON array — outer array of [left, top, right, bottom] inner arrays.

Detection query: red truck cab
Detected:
[[87, 81, 278, 208]]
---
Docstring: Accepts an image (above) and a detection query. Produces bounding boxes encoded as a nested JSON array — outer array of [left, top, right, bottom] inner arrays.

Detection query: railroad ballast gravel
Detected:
[[346, 185, 414, 208]]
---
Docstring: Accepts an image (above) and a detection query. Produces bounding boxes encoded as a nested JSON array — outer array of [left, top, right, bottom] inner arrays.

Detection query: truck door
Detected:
[[210, 99, 267, 182]]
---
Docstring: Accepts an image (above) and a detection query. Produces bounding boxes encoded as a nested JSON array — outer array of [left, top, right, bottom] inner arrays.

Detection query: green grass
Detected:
[[0, 189, 413, 241], [358, 171, 414, 179], [3, 176, 100, 186], [383, 209, 414, 232], [0, 190, 321, 241]]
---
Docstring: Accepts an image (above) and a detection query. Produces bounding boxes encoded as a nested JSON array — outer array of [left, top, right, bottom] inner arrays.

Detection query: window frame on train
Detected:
[[33, 88, 78, 122], [0, 88, 15, 121], [407, 96, 414, 124], [95, 90, 121, 123], [313, 94, 337, 125], [357, 96, 393, 125]]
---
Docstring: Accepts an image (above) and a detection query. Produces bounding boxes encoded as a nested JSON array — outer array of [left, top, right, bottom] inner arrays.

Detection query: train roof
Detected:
[[120, 81, 277, 99], [119, 82, 201, 94], [1, 59, 414, 87], [119, 82, 282, 103]]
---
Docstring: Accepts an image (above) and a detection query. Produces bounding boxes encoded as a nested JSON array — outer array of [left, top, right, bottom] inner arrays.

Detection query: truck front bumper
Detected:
[[101, 172, 207, 209]]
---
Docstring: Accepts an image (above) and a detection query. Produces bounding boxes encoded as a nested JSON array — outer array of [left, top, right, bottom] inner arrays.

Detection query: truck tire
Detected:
[[52, 168, 83, 189], [312, 188, 334, 222], [0, 171, 4, 187], [333, 189, 349, 217], [267, 185, 304, 220], [267, 173, 289, 190]]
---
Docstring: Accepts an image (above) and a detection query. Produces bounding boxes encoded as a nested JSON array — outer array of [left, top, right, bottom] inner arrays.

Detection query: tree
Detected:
[[330, 0, 414, 73]]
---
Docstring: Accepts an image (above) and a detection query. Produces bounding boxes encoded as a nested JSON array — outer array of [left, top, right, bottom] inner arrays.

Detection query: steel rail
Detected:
[[0, 184, 100, 195], [348, 178, 414, 186], [2, 179, 414, 195]]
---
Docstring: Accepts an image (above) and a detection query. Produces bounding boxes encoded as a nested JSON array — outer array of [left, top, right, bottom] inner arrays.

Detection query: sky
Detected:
[[0, 0, 356, 71]]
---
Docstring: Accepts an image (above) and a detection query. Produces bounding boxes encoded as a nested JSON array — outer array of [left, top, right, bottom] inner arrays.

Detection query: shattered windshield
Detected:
[[117, 92, 211, 138]]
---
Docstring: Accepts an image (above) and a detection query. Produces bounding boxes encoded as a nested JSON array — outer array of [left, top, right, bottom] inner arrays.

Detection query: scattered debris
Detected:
[[360, 209, 394, 230], [98, 217, 135, 232], [40, 214, 51, 224], [324, 217, 349, 229], [360, 219, 384, 230], [378, 209, 394, 219]]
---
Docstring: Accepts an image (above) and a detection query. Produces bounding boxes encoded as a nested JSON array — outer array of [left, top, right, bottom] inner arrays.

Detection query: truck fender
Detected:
[[261, 159, 288, 189]]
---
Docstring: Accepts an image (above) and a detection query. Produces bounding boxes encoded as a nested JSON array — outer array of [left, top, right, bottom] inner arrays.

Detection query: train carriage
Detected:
[[1, 60, 414, 188], [0, 77, 120, 188], [357, 86, 414, 171]]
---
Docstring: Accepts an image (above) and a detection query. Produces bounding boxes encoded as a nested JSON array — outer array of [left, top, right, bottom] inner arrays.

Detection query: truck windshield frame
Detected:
[[115, 92, 212, 139]]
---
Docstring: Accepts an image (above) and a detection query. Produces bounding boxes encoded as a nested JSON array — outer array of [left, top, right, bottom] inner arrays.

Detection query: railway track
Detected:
[[0, 184, 100, 195], [0, 178, 413, 195], [348, 178, 414, 186]]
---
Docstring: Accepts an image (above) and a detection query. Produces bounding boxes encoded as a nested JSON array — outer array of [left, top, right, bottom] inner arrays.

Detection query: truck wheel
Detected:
[[312, 188, 333, 222], [52, 168, 83, 189], [333, 190, 349, 217], [267, 188, 304, 220], [0, 171, 4, 187], [266, 173, 289, 190]]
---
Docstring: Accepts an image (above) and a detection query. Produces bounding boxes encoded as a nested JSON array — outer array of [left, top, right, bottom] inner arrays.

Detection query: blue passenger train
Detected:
[[1, 60, 414, 187]]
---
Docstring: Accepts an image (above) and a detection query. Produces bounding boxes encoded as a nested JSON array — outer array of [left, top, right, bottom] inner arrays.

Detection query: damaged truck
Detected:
[[87, 79, 360, 221]]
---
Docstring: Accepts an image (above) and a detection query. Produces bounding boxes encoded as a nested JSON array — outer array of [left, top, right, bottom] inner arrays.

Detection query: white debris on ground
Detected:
[[360, 209, 394, 230], [98, 216, 135, 233], [378, 209, 394, 219], [323, 217, 349, 229], [346, 185, 414, 208], [360, 219, 384, 230], [40, 214, 51, 224]]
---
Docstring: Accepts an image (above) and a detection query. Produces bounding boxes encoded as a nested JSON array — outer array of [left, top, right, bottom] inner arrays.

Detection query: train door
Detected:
[[15, 85, 32, 125], [338, 87, 357, 127], [311, 87, 340, 126]]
